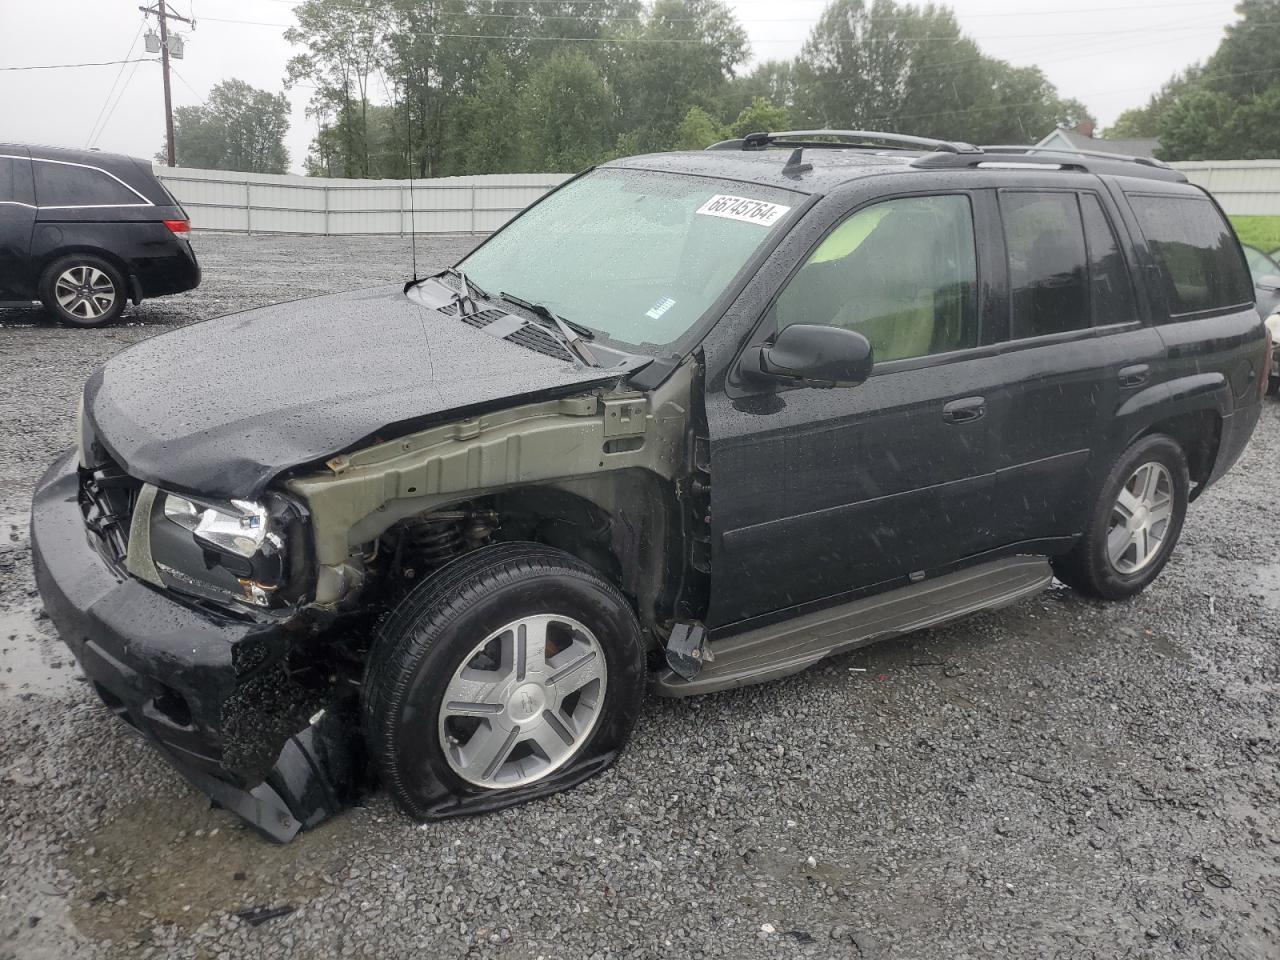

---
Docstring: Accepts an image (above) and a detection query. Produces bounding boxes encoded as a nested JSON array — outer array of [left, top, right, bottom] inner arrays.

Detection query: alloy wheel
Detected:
[[1107, 461, 1175, 575], [438, 614, 607, 789], [55, 265, 116, 321]]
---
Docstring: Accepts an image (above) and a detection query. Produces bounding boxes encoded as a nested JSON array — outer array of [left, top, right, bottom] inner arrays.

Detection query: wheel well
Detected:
[[1139, 409, 1221, 493], [371, 478, 685, 644], [36, 247, 132, 290]]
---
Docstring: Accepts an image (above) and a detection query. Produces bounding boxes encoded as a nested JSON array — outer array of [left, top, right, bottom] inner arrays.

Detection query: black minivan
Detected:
[[0, 143, 200, 326]]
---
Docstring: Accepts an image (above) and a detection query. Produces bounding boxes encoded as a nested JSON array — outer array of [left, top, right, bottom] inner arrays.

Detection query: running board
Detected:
[[653, 555, 1051, 697]]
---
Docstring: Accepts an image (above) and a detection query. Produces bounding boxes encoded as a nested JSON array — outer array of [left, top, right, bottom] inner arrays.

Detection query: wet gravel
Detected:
[[2, 233, 1278, 960]]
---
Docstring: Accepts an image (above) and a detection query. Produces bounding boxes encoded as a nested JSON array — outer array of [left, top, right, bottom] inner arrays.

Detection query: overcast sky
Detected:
[[0, 0, 1241, 174]]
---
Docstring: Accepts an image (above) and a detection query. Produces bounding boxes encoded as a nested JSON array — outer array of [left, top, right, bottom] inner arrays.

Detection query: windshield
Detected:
[[458, 168, 801, 350]]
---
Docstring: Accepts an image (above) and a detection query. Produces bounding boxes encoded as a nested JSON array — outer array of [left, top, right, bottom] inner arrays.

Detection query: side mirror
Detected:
[[742, 323, 874, 387]]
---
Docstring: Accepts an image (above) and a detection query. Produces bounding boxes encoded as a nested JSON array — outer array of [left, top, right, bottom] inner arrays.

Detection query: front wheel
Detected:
[[1051, 434, 1189, 600], [363, 542, 646, 820]]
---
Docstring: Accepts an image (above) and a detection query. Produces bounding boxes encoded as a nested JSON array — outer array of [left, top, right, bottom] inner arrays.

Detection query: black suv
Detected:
[[0, 143, 200, 326], [31, 131, 1269, 840]]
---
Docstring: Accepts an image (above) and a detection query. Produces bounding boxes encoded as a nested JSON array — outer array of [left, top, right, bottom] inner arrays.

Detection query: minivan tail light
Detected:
[[164, 219, 190, 237]]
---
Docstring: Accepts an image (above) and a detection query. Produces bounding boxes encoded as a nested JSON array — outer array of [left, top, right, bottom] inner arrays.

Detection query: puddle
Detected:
[[0, 606, 80, 702]]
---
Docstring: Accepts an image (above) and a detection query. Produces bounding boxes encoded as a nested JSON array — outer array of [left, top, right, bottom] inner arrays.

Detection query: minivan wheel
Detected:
[[1051, 434, 1189, 600], [363, 542, 646, 819], [38, 255, 126, 327]]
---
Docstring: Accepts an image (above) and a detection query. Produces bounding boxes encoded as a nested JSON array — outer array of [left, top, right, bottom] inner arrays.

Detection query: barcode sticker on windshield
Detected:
[[645, 296, 676, 320], [696, 195, 791, 227]]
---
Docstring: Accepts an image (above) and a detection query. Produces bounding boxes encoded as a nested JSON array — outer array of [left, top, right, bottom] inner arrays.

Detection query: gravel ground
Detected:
[[1, 233, 1278, 960]]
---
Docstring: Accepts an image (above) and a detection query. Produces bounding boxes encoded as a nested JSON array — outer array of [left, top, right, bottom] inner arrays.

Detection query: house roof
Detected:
[[1037, 127, 1160, 159]]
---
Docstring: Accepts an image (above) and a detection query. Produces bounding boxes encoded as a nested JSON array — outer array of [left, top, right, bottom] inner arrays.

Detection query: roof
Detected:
[[605, 134, 1186, 192], [0, 141, 146, 168], [1037, 127, 1161, 159], [605, 148, 908, 193]]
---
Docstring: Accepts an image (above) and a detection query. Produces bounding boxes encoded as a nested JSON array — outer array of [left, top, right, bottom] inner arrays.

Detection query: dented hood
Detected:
[[83, 285, 623, 498]]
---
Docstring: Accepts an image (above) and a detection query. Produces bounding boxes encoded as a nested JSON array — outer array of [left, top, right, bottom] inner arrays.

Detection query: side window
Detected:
[[1128, 195, 1253, 315], [32, 161, 142, 207], [1001, 191, 1089, 339], [1080, 193, 1137, 327], [772, 194, 978, 363]]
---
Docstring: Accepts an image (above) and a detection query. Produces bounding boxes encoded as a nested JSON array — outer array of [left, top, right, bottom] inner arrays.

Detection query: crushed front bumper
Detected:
[[30, 450, 362, 842]]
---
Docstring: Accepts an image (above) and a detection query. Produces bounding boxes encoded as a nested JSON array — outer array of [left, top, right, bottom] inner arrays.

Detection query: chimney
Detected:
[[1074, 120, 1096, 139]]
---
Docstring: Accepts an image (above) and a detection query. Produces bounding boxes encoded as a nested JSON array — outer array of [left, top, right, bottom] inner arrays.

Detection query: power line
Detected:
[[240, 0, 1230, 11], [89, 57, 149, 149], [198, 14, 1230, 44], [0, 58, 156, 71], [86, 21, 147, 148]]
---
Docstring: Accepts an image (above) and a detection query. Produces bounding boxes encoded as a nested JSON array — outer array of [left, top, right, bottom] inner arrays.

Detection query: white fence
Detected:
[[152, 160, 1280, 235], [1171, 161, 1280, 217], [153, 166, 571, 235]]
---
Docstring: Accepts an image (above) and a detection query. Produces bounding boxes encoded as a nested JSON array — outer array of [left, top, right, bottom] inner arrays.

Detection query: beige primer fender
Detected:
[[286, 362, 695, 607]]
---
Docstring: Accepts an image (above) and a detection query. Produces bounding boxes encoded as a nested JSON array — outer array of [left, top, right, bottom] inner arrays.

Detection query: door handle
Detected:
[[942, 396, 986, 424], [1118, 364, 1149, 388]]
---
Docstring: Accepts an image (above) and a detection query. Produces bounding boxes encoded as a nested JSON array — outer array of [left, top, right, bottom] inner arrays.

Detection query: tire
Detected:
[[1268, 374, 1279, 397], [363, 542, 646, 820], [1051, 433, 1189, 600], [38, 254, 127, 327]]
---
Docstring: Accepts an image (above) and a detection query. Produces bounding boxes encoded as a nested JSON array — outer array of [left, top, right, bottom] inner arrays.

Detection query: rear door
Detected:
[[0, 151, 35, 298], [704, 190, 1012, 628], [989, 186, 1164, 544]]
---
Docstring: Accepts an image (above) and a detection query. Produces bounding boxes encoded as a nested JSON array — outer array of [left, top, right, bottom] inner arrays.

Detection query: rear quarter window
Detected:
[[33, 160, 144, 207], [1129, 194, 1252, 316]]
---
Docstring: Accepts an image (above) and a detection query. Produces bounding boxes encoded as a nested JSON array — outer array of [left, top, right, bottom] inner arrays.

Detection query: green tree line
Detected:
[[1109, 0, 1280, 160], [280, 0, 1091, 178]]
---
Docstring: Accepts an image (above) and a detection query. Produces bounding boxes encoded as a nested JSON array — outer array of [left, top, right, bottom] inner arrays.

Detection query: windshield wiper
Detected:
[[434, 266, 491, 315], [500, 292, 600, 367]]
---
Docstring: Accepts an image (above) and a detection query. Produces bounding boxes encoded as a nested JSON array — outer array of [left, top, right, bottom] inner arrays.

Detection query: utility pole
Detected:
[[139, 1, 192, 166]]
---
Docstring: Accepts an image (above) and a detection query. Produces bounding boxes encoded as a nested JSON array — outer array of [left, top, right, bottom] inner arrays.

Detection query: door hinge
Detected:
[[602, 397, 647, 438]]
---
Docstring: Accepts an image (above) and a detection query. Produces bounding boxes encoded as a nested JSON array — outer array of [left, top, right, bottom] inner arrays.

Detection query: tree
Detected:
[[607, 0, 749, 153], [165, 79, 291, 173], [792, 0, 1084, 144], [1111, 1, 1280, 159], [519, 50, 617, 172], [675, 106, 726, 149], [1156, 88, 1234, 161], [285, 0, 389, 177], [728, 97, 790, 138]]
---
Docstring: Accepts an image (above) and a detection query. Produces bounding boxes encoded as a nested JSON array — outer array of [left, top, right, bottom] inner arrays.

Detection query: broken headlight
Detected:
[[152, 492, 310, 609]]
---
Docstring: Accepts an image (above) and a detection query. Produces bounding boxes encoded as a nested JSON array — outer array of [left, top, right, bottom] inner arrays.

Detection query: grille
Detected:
[[79, 457, 140, 569]]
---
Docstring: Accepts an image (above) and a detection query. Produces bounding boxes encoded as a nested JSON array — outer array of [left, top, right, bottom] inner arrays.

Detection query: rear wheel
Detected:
[[1051, 434, 1189, 600], [363, 542, 646, 819], [38, 255, 126, 327]]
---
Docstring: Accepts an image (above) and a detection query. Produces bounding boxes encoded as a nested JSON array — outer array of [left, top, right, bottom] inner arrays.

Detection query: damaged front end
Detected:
[[31, 450, 365, 842], [34, 355, 696, 841]]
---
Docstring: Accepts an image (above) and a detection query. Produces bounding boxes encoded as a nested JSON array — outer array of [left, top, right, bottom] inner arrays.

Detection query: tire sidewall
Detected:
[[39, 255, 126, 328], [1085, 434, 1189, 598], [376, 562, 645, 813]]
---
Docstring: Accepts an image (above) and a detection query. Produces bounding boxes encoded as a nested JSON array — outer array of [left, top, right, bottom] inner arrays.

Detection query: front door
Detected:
[[704, 192, 1010, 629], [0, 153, 35, 299]]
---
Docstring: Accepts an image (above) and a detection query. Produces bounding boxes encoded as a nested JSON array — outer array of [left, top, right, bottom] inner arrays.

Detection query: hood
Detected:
[[84, 285, 625, 498]]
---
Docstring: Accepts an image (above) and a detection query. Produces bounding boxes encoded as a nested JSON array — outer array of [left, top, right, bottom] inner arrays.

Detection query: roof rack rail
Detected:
[[707, 130, 981, 154], [978, 145, 1171, 169], [908, 144, 1186, 182]]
